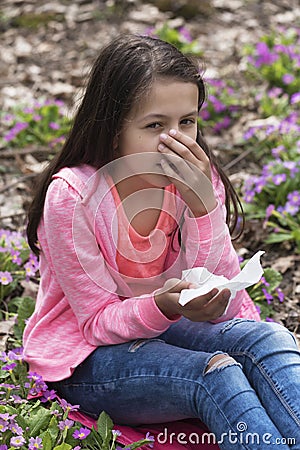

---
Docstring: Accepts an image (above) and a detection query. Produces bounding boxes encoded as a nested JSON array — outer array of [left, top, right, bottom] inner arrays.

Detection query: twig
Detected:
[[0, 212, 27, 221], [0, 173, 37, 194], [223, 147, 255, 171], [0, 146, 52, 158]]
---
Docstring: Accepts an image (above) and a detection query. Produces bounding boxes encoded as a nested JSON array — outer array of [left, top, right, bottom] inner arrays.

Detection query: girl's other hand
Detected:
[[158, 129, 217, 217], [155, 278, 230, 322]]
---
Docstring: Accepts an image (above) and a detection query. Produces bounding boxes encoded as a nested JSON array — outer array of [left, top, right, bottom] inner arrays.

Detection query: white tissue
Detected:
[[179, 250, 265, 307]]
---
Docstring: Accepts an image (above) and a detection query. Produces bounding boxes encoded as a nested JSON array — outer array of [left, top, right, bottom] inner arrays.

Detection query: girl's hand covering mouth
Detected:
[[158, 129, 217, 217]]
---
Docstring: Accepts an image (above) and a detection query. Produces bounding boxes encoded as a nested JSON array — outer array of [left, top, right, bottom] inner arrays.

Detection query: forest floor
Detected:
[[0, 0, 299, 339]]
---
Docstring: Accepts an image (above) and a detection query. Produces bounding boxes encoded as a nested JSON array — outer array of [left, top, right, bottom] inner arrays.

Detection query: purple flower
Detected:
[[262, 288, 273, 305], [11, 250, 22, 266], [0, 271, 13, 285], [10, 423, 23, 435], [14, 122, 29, 132], [145, 432, 155, 448], [28, 253, 39, 269], [287, 190, 300, 206], [27, 371, 42, 382], [28, 437, 43, 450], [58, 419, 74, 430], [24, 262, 36, 279], [260, 276, 270, 287], [0, 418, 9, 432], [112, 429, 122, 437], [8, 349, 23, 361], [23, 107, 34, 114], [0, 445, 8, 450], [0, 351, 8, 362], [27, 372, 48, 395], [272, 173, 287, 185], [59, 398, 80, 411], [10, 436, 26, 448], [200, 109, 210, 120], [254, 42, 279, 67], [276, 288, 285, 303], [265, 317, 275, 322], [40, 389, 57, 402], [243, 190, 255, 203], [49, 122, 60, 130], [54, 99, 64, 107], [11, 395, 27, 404], [0, 383, 18, 390], [265, 204, 275, 219], [282, 161, 299, 177], [243, 127, 256, 140], [283, 202, 299, 216], [178, 26, 193, 43], [73, 427, 91, 440], [271, 145, 284, 157], [282, 73, 294, 84], [291, 92, 300, 104], [2, 363, 16, 371]]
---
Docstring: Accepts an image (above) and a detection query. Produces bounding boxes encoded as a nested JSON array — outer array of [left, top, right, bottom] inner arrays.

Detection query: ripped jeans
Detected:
[[51, 319, 300, 449]]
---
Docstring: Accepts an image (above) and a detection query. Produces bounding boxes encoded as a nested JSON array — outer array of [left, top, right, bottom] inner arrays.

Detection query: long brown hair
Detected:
[[27, 34, 243, 254]]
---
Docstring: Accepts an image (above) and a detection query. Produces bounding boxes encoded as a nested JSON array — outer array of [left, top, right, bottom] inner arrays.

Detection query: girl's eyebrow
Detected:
[[140, 110, 198, 122]]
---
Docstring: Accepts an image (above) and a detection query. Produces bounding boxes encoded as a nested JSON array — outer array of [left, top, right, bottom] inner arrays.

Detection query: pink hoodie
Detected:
[[23, 164, 259, 382]]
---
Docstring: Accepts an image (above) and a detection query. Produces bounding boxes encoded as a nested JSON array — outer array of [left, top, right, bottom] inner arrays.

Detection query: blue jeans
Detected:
[[51, 319, 300, 449]]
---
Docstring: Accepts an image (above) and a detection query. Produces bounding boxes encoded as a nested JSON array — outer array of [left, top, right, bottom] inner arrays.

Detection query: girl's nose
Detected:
[[168, 126, 178, 134]]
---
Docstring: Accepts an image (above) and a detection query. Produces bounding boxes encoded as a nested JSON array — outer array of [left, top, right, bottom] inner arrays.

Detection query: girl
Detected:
[[23, 35, 300, 449]]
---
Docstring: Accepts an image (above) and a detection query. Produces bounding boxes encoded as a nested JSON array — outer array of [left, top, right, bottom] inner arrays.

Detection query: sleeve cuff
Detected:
[[138, 295, 181, 331]]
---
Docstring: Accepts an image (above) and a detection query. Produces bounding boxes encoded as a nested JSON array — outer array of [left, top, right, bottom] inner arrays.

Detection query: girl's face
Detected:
[[116, 78, 199, 189]]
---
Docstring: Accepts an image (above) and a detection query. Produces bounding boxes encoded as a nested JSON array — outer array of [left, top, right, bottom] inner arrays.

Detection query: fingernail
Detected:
[[160, 133, 168, 140], [158, 143, 165, 151], [222, 291, 230, 301], [169, 129, 176, 136]]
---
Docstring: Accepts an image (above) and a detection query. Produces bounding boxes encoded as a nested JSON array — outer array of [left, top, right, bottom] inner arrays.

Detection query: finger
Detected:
[[184, 287, 220, 308], [159, 129, 209, 165], [158, 138, 212, 185], [201, 289, 231, 318], [165, 278, 192, 293], [160, 158, 188, 186]]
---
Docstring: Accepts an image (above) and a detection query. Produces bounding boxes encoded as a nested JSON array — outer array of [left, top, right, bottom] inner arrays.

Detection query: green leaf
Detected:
[[53, 444, 72, 450], [127, 438, 154, 450], [42, 431, 53, 450], [291, 228, 300, 242], [14, 296, 35, 337], [265, 233, 293, 244], [262, 268, 282, 292], [29, 407, 52, 436], [97, 411, 113, 447], [48, 415, 59, 443]]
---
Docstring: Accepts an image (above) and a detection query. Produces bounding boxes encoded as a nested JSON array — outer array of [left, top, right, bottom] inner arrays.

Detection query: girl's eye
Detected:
[[181, 118, 195, 125], [146, 122, 161, 129]]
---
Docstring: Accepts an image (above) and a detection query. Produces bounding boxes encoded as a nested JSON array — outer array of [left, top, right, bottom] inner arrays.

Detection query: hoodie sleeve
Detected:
[[181, 171, 251, 322], [41, 178, 179, 346]]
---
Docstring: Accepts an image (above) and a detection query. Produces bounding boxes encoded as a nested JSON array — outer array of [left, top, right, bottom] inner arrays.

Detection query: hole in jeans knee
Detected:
[[204, 353, 239, 375]]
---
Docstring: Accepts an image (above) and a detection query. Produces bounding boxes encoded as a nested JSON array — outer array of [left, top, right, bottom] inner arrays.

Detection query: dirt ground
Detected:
[[0, 0, 299, 339]]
